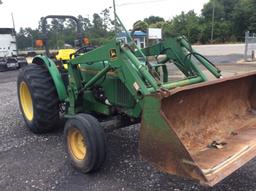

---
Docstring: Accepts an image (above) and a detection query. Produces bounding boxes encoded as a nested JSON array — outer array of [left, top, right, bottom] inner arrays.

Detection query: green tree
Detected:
[[144, 16, 165, 25], [100, 8, 113, 31], [91, 13, 105, 37], [162, 11, 202, 43], [17, 1, 256, 49], [78, 15, 91, 32], [232, 0, 255, 38], [201, 0, 242, 42], [133, 20, 148, 32], [17, 27, 40, 49], [148, 21, 165, 29]]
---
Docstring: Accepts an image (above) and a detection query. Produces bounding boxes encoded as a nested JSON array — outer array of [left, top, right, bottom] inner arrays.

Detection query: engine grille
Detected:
[[115, 80, 135, 108]]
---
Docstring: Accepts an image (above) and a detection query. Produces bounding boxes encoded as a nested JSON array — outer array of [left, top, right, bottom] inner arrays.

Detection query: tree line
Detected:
[[17, 8, 114, 50], [16, 0, 256, 49], [135, 0, 256, 44]]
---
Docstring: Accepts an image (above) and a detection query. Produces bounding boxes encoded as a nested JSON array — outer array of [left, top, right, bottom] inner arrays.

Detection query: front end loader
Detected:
[[17, 15, 256, 187]]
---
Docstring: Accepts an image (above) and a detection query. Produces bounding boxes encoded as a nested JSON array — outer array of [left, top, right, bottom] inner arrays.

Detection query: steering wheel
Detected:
[[72, 46, 97, 58]]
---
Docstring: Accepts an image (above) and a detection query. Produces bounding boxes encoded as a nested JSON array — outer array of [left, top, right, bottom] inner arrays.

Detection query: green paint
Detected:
[[38, 35, 221, 121], [32, 56, 67, 101]]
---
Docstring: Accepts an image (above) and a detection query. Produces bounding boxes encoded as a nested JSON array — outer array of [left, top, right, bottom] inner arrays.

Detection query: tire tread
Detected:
[[18, 64, 59, 133]]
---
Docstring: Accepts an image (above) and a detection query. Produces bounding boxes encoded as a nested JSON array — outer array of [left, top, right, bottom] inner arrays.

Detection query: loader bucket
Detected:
[[140, 72, 256, 186]]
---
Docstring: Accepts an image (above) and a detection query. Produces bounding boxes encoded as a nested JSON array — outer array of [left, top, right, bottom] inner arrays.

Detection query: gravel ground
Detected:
[[1, 61, 256, 191]]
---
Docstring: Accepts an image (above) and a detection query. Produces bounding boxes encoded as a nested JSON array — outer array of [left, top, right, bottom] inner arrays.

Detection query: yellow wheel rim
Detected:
[[19, 81, 34, 121], [68, 128, 86, 160]]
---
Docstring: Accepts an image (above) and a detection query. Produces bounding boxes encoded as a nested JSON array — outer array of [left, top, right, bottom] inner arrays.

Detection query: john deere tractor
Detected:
[[17, 13, 256, 186]]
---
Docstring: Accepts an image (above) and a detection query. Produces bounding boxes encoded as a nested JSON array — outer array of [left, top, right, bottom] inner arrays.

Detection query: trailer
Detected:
[[0, 28, 27, 71]]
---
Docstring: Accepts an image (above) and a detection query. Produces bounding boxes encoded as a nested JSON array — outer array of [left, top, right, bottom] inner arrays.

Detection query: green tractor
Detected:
[[17, 14, 256, 186]]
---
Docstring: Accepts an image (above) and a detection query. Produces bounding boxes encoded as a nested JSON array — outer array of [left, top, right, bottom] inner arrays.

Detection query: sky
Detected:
[[0, 0, 209, 30]]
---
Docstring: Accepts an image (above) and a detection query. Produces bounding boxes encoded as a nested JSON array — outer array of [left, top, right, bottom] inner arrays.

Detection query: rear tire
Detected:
[[17, 64, 60, 134], [64, 114, 106, 173]]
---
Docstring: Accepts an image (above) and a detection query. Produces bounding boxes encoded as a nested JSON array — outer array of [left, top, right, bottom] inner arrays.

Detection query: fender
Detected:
[[32, 55, 67, 101]]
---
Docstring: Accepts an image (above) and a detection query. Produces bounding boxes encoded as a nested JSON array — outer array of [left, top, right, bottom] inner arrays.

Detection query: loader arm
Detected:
[[65, 38, 214, 117], [136, 36, 222, 80], [68, 38, 218, 97]]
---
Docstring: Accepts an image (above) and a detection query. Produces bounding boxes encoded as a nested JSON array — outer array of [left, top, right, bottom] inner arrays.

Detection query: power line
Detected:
[[117, 0, 168, 7]]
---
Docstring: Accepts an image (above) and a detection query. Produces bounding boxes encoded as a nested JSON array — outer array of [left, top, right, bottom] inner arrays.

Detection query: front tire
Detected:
[[17, 64, 60, 134], [64, 114, 106, 173]]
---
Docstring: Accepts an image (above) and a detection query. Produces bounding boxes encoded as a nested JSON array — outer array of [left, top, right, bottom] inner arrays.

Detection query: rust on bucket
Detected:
[[140, 72, 256, 186]]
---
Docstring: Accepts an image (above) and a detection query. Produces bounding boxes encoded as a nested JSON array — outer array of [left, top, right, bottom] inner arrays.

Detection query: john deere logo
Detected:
[[110, 49, 117, 59]]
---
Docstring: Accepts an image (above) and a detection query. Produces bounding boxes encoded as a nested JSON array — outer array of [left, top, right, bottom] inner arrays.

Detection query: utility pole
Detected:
[[211, 0, 215, 42], [113, 0, 117, 36], [11, 12, 19, 55], [11, 13, 16, 31]]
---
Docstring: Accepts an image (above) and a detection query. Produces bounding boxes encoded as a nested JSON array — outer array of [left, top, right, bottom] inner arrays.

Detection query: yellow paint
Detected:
[[68, 128, 86, 160], [19, 81, 34, 121], [63, 64, 68, 70], [56, 49, 76, 61]]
